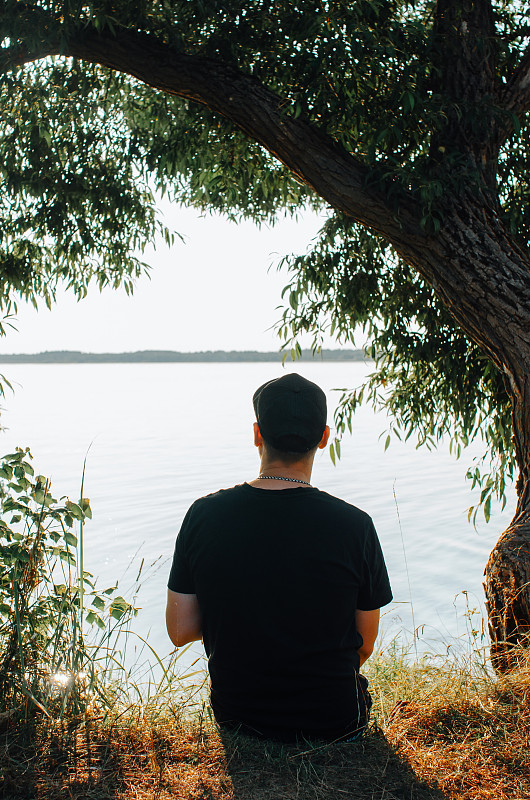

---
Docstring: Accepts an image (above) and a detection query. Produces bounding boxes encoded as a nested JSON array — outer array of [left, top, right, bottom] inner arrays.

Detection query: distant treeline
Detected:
[[0, 349, 367, 364]]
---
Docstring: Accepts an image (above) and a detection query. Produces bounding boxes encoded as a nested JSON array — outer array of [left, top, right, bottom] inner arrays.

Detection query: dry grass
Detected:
[[0, 710, 441, 800], [1, 649, 529, 800], [383, 653, 530, 800]]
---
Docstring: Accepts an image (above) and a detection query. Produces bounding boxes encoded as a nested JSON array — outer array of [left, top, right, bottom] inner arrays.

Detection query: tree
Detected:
[[1, 0, 530, 669]]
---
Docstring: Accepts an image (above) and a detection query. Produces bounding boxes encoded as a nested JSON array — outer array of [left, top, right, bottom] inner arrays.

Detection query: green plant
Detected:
[[0, 447, 135, 719]]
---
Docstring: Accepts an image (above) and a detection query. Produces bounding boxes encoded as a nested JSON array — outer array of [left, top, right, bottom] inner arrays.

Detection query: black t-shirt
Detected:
[[168, 483, 392, 740]]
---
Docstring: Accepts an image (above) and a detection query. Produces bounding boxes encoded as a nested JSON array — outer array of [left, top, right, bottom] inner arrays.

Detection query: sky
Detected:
[[0, 201, 341, 355]]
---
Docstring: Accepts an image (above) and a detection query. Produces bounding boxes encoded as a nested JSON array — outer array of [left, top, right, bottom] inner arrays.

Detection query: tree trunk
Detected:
[[378, 195, 530, 670], [484, 490, 530, 672]]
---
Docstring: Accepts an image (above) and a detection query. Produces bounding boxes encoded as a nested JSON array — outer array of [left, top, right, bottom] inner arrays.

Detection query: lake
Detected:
[[0, 361, 514, 676]]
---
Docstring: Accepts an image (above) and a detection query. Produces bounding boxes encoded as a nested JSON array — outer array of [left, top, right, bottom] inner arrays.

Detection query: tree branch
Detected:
[[0, 18, 423, 246], [499, 44, 530, 121], [431, 0, 497, 107], [429, 0, 499, 189], [0, 41, 53, 72], [0, 2, 61, 71], [72, 29, 425, 241]]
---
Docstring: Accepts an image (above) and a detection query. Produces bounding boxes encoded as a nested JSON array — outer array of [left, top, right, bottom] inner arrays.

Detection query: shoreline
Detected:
[[0, 348, 367, 364]]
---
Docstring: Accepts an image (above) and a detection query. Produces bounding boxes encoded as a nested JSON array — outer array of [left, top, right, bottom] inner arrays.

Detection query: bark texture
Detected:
[[484, 492, 530, 671]]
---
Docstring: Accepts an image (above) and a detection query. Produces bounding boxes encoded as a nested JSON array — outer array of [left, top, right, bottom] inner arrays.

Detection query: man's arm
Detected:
[[355, 608, 380, 666], [166, 589, 202, 647]]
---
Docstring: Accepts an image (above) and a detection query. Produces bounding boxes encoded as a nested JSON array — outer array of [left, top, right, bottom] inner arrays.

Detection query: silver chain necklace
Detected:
[[257, 475, 312, 486]]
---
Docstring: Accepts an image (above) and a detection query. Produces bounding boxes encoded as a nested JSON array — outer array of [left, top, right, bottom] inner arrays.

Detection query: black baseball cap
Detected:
[[252, 373, 327, 453]]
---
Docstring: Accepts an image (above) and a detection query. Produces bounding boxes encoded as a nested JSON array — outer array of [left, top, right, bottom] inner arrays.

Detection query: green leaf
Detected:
[[91, 596, 105, 611], [81, 498, 92, 519], [87, 610, 106, 629], [65, 501, 84, 520], [63, 531, 77, 547], [39, 125, 52, 147], [483, 495, 492, 524], [59, 550, 76, 565]]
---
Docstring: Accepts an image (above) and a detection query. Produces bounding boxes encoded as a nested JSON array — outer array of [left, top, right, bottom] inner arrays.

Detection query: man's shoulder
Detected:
[[312, 489, 374, 525], [199, 483, 246, 500], [187, 484, 247, 511]]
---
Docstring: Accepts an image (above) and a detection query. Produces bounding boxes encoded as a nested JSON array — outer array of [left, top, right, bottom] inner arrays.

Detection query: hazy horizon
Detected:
[[0, 203, 348, 356]]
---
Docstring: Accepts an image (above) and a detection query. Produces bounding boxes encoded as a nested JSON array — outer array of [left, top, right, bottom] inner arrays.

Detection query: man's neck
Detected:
[[249, 457, 314, 490]]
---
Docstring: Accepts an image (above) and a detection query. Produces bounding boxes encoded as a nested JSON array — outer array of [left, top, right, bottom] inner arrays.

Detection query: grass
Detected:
[[379, 652, 530, 800], [1, 642, 529, 800]]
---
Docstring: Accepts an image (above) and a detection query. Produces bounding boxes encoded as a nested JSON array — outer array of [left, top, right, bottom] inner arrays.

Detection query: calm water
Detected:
[[0, 362, 514, 674]]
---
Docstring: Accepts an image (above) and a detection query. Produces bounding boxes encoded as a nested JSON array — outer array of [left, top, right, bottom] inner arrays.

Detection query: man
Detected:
[[166, 373, 392, 742]]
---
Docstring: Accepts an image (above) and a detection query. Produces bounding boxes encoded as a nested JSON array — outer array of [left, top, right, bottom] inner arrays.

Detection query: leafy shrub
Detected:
[[0, 447, 134, 719]]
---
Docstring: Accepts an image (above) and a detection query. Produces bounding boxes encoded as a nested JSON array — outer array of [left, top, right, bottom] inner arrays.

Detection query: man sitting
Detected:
[[166, 373, 392, 742]]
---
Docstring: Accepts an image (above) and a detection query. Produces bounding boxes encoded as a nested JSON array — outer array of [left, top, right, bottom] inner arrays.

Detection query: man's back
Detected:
[[168, 482, 392, 741]]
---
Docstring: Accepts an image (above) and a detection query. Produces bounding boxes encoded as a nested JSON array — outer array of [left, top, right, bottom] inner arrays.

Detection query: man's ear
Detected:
[[318, 425, 331, 449], [253, 422, 263, 447]]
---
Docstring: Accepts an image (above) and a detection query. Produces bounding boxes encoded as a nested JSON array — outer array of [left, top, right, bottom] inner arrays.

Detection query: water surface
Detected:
[[0, 362, 512, 673]]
